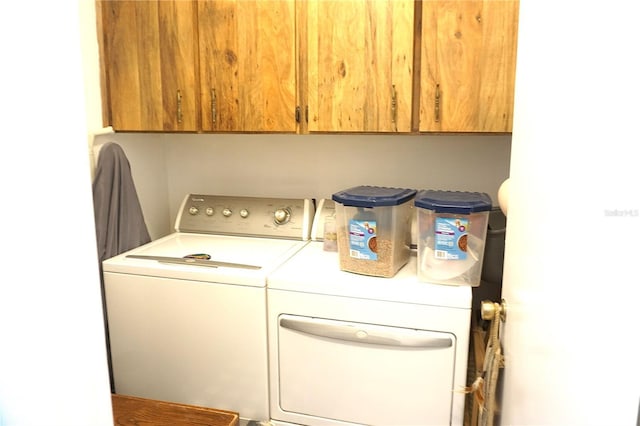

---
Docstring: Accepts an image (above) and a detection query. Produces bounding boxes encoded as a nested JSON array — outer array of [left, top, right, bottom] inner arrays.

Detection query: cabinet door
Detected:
[[101, 1, 199, 131], [198, 0, 297, 132], [419, 1, 519, 132], [305, 0, 415, 132]]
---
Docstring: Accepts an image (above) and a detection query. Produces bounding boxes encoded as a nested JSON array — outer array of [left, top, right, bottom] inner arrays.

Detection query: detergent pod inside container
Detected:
[[332, 186, 417, 278], [415, 190, 492, 286]]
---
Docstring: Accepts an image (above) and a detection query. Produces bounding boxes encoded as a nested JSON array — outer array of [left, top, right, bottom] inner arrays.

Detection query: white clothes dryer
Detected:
[[266, 200, 472, 426]]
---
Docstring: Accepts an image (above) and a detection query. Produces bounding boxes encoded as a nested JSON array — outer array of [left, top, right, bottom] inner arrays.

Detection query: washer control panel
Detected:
[[175, 194, 314, 240]]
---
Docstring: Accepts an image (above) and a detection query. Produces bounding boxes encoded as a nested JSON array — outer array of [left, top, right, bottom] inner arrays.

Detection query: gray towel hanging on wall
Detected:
[[92, 142, 151, 262]]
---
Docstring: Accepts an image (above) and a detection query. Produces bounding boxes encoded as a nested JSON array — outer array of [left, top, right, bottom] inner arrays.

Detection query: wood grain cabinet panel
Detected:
[[198, 0, 297, 132], [98, 0, 519, 134], [304, 0, 415, 133], [100, 0, 199, 131], [419, 0, 519, 132]]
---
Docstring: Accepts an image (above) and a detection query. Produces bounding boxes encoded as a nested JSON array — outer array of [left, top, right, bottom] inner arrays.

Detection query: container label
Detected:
[[434, 217, 468, 260], [348, 219, 378, 260]]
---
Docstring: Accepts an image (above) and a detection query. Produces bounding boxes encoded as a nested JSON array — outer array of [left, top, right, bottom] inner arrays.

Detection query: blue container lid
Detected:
[[414, 190, 492, 214], [332, 185, 417, 208]]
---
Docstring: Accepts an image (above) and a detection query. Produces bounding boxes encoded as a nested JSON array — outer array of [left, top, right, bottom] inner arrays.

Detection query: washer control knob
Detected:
[[273, 208, 291, 225], [240, 208, 250, 218], [222, 207, 233, 217], [188, 206, 199, 215], [205, 207, 214, 216]]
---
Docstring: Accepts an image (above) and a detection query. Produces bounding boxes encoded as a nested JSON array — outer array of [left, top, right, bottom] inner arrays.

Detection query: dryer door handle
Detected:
[[279, 315, 453, 348]]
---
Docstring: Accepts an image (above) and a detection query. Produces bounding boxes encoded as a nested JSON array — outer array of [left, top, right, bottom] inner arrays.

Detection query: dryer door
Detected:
[[277, 314, 457, 425]]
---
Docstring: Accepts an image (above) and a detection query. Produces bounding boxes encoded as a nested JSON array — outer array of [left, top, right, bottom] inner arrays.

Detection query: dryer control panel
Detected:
[[175, 194, 314, 240]]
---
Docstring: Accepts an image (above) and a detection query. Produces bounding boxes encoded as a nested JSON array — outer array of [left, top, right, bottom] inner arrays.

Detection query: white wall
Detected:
[[0, 1, 113, 424], [164, 133, 511, 225], [97, 132, 510, 238]]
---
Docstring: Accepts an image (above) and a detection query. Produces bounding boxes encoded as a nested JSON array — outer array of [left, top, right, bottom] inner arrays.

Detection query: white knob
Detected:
[[205, 207, 214, 216], [222, 208, 232, 217], [498, 178, 510, 217], [189, 206, 199, 215], [240, 209, 249, 218]]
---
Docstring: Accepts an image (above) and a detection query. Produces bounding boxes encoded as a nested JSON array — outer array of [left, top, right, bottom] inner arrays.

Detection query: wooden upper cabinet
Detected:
[[419, 1, 519, 132], [198, 0, 297, 132], [98, 0, 518, 134], [100, 1, 199, 132], [305, 0, 415, 132]]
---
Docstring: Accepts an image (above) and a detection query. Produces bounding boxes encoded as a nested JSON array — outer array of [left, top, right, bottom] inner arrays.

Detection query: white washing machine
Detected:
[[102, 194, 314, 425], [266, 200, 472, 426]]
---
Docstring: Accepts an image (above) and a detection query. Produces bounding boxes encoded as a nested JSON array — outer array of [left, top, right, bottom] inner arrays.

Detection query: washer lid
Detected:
[[103, 233, 309, 287]]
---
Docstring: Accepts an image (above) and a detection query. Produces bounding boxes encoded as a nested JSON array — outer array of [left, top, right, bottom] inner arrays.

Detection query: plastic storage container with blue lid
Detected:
[[332, 186, 417, 278], [415, 190, 492, 286]]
